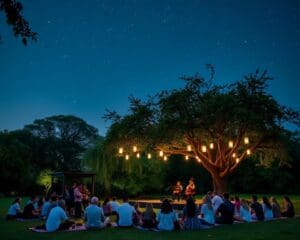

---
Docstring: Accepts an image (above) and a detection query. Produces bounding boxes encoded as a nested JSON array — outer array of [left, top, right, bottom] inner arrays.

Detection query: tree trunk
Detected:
[[211, 173, 228, 193]]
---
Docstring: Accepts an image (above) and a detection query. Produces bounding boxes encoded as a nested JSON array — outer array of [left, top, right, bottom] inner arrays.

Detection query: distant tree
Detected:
[[0, 0, 37, 45], [104, 68, 300, 193], [25, 115, 99, 170]]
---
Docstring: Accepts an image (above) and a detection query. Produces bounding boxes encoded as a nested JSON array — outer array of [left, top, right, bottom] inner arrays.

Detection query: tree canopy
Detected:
[[104, 68, 300, 192]]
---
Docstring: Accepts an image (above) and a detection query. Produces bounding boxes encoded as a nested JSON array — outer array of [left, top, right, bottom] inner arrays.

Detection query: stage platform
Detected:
[[130, 198, 203, 210]]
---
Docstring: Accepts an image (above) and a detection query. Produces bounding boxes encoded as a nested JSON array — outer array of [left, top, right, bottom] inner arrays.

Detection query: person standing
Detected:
[[185, 178, 196, 198], [74, 183, 83, 218], [172, 181, 183, 202]]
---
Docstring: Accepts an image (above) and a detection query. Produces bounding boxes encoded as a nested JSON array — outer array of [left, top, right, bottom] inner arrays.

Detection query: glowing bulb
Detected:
[[244, 137, 249, 144], [187, 145, 192, 151], [228, 141, 234, 148], [196, 156, 201, 163], [185, 155, 189, 160], [159, 150, 164, 157], [236, 158, 239, 163], [209, 143, 214, 149], [246, 149, 251, 155], [163, 156, 168, 161], [232, 153, 236, 158], [125, 154, 129, 160], [147, 153, 152, 159], [201, 145, 207, 153], [133, 146, 137, 152], [118, 147, 124, 154], [136, 153, 140, 158]]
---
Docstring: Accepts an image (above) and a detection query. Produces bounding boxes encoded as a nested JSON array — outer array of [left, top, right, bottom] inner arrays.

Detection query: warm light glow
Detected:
[[125, 154, 129, 160], [185, 155, 189, 160], [196, 156, 201, 163], [187, 145, 192, 151], [228, 141, 234, 148], [236, 158, 239, 163], [136, 153, 140, 158], [232, 153, 236, 158], [201, 145, 207, 152], [209, 143, 214, 149], [118, 147, 124, 154], [244, 137, 249, 144], [246, 149, 251, 155], [159, 150, 164, 157], [163, 156, 168, 161], [147, 153, 152, 159], [133, 146, 137, 152]]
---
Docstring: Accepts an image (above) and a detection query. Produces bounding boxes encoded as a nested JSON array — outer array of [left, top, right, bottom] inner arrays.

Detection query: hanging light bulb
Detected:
[[118, 147, 124, 154], [163, 156, 168, 161], [187, 145, 192, 151], [244, 137, 249, 144], [246, 149, 251, 155], [159, 150, 164, 157], [133, 146, 137, 152], [136, 153, 140, 158], [201, 145, 207, 152], [209, 143, 214, 149], [236, 158, 239, 163], [147, 153, 152, 159], [185, 155, 189, 160], [196, 156, 201, 163], [228, 141, 234, 148], [125, 154, 129, 160], [232, 153, 236, 158]]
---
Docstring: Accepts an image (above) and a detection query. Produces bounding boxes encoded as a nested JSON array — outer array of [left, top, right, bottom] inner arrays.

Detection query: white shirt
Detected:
[[157, 210, 177, 231], [116, 202, 136, 226], [46, 206, 68, 232], [7, 203, 20, 216], [200, 204, 215, 224], [109, 200, 119, 212], [212, 195, 224, 212], [84, 204, 105, 228]]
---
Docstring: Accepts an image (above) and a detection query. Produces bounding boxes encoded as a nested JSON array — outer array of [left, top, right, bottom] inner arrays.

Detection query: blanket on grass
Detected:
[[29, 225, 87, 233]]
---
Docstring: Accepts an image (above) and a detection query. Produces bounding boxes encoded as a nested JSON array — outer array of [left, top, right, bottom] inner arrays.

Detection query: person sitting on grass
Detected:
[[208, 191, 224, 213], [103, 197, 112, 216], [46, 199, 74, 232], [133, 203, 142, 226], [157, 199, 178, 231], [262, 196, 273, 220], [281, 196, 295, 218], [22, 196, 40, 219], [215, 192, 235, 224], [109, 197, 119, 215], [182, 197, 202, 230], [6, 197, 22, 220], [270, 197, 281, 218], [84, 196, 109, 229], [235, 199, 251, 222], [250, 195, 264, 221], [200, 195, 215, 225], [116, 196, 136, 227], [141, 203, 157, 229], [41, 196, 51, 219]]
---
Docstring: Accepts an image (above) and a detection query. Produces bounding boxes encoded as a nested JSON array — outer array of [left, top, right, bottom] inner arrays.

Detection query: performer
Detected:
[[185, 178, 196, 198], [172, 181, 183, 202]]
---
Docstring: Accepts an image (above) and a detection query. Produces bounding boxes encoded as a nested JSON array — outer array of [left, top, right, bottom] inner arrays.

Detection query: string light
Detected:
[[209, 143, 214, 149], [125, 154, 129, 160], [196, 156, 201, 163], [236, 158, 239, 163], [232, 153, 236, 158], [185, 155, 189, 160], [163, 156, 168, 161], [136, 153, 140, 158], [201, 145, 207, 153], [133, 146, 137, 152], [118, 147, 124, 154], [244, 137, 249, 144], [147, 153, 152, 159], [246, 149, 251, 155], [228, 141, 234, 148], [159, 150, 164, 157], [187, 145, 192, 151]]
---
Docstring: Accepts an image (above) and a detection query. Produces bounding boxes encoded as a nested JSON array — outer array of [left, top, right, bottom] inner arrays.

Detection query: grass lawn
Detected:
[[0, 195, 299, 240]]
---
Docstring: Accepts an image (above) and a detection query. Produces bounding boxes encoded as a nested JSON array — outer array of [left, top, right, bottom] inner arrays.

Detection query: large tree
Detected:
[[104, 69, 300, 193], [24, 115, 98, 170]]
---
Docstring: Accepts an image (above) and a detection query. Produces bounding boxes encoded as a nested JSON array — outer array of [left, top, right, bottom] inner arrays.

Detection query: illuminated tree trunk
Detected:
[[211, 173, 228, 193]]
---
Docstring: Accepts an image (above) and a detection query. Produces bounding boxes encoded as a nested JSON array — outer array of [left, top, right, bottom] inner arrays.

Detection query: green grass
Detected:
[[0, 195, 300, 240]]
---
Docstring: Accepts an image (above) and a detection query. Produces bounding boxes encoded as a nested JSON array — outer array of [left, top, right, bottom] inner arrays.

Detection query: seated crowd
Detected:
[[5, 188, 296, 232]]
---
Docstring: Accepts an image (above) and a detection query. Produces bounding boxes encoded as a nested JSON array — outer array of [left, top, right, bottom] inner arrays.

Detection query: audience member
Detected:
[[215, 192, 235, 224], [141, 203, 157, 229], [157, 199, 178, 231], [200, 195, 215, 225], [6, 197, 22, 220], [281, 196, 295, 218], [103, 198, 112, 216], [270, 197, 281, 218], [23, 196, 39, 219], [116, 196, 136, 227], [250, 195, 264, 221], [182, 197, 202, 230], [262, 196, 273, 220], [109, 197, 119, 215], [84, 196, 109, 229]]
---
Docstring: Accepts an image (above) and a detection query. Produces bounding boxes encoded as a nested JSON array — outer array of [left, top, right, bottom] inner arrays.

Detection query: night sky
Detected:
[[1, 0, 300, 135]]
